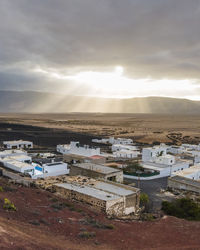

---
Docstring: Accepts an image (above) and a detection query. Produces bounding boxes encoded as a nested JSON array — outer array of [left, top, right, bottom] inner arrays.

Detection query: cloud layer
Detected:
[[0, 0, 200, 98]]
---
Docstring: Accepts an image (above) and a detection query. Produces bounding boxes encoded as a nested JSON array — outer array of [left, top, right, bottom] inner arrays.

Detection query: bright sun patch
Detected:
[[34, 66, 198, 99]]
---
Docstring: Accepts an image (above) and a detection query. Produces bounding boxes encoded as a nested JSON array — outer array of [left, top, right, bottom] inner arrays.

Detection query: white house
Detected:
[[109, 137, 133, 145], [112, 144, 138, 152], [6, 154, 32, 163], [113, 150, 139, 159], [57, 141, 101, 157], [3, 140, 33, 149], [142, 144, 168, 162], [172, 165, 200, 180], [142, 159, 190, 178], [0, 149, 28, 158], [92, 137, 133, 145], [140, 144, 190, 179], [0, 156, 69, 179], [0, 158, 34, 173], [31, 162, 69, 179]]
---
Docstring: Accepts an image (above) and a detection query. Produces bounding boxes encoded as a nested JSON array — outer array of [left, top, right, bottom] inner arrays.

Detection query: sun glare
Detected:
[[34, 66, 198, 99]]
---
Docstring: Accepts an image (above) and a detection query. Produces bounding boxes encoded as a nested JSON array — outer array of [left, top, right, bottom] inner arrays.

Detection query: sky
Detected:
[[1, 0, 200, 99]]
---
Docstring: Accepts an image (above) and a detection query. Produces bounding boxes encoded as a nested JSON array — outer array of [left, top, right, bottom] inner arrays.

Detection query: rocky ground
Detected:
[[0, 177, 200, 250]]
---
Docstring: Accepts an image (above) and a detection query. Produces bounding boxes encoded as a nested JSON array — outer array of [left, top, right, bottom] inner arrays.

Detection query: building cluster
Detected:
[[3, 136, 200, 216], [0, 140, 68, 179], [0, 138, 140, 217], [141, 144, 191, 178]]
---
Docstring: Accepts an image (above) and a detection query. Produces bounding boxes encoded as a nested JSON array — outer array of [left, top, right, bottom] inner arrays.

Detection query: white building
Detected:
[[167, 146, 185, 155], [112, 144, 138, 152], [0, 156, 68, 179], [142, 159, 190, 178], [92, 137, 133, 145], [113, 150, 139, 159], [153, 154, 175, 165], [0, 158, 34, 174], [109, 137, 133, 145], [3, 140, 33, 149], [0, 149, 28, 158], [5, 154, 32, 163], [142, 144, 168, 162], [182, 144, 200, 151], [57, 141, 101, 157], [172, 165, 200, 180], [140, 144, 190, 178], [31, 162, 69, 179]]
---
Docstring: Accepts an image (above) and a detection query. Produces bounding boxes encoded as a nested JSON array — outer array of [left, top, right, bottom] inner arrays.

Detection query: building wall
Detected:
[[168, 176, 200, 194], [4, 142, 33, 149], [54, 185, 107, 212], [69, 165, 123, 183], [53, 182, 140, 217]]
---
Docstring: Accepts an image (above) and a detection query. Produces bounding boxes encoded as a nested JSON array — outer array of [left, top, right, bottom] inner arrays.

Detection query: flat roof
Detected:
[[0, 149, 26, 155], [55, 182, 121, 201], [0, 158, 33, 169], [3, 140, 32, 144], [55, 176, 137, 201], [93, 182, 134, 196], [169, 175, 200, 188], [73, 163, 121, 174], [175, 166, 200, 177], [9, 155, 31, 160]]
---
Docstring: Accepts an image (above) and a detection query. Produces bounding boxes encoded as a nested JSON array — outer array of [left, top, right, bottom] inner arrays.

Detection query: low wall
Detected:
[[168, 176, 200, 194], [123, 174, 165, 180], [54, 185, 107, 212], [0, 168, 33, 187]]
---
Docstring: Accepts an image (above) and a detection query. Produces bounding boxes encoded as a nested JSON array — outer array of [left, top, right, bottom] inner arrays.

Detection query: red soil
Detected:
[[0, 177, 200, 250]]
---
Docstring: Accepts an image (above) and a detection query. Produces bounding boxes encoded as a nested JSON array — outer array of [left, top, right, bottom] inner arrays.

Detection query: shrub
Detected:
[[0, 186, 3, 192], [78, 231, 96, 239], [3, 198, 17, 211], [140, 193, 149, 206], [140, 213, 155, 221], [104, 224, 115, 229], [162, 198, 200, 221]]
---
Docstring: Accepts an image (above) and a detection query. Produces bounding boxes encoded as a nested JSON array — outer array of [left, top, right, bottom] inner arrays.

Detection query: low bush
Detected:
[[104, 224, 115, 229], [78, 231, 96, 239], [3, 198, 17, 211], [140, 213, 155, 221], [162, 198, 200, 221]]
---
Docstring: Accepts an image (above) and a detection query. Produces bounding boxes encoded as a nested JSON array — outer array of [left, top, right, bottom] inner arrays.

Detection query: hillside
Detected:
[[0, 90, 200, 114]]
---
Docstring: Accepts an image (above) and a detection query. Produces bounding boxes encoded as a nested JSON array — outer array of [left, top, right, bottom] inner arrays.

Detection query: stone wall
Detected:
[[70, 165, 106, 179], [70, 165, 123, 183], [54, 185, 107, 212]]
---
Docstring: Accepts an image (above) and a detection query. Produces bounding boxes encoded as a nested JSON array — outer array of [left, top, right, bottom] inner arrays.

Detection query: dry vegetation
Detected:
[[1, 113, 200, 144]]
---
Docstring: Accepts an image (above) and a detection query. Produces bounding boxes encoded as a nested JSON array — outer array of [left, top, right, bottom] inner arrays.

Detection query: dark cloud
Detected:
[[0, 0, 200, 94]]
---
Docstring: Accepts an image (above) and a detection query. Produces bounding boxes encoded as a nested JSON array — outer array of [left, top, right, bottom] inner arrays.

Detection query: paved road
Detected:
[[125, 177, 172, 211]]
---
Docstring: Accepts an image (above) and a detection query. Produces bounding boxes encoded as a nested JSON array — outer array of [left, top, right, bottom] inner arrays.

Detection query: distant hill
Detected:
[[0, 90, 200, 114]]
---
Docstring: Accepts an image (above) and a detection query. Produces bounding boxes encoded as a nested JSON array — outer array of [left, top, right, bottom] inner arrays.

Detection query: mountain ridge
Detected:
[[0, 90, 199, 114]]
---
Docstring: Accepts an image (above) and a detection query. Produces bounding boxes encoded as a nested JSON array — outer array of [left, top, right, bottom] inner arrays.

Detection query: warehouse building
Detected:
[[53, 176, 140, 217], [70, 163, 123, 183]]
